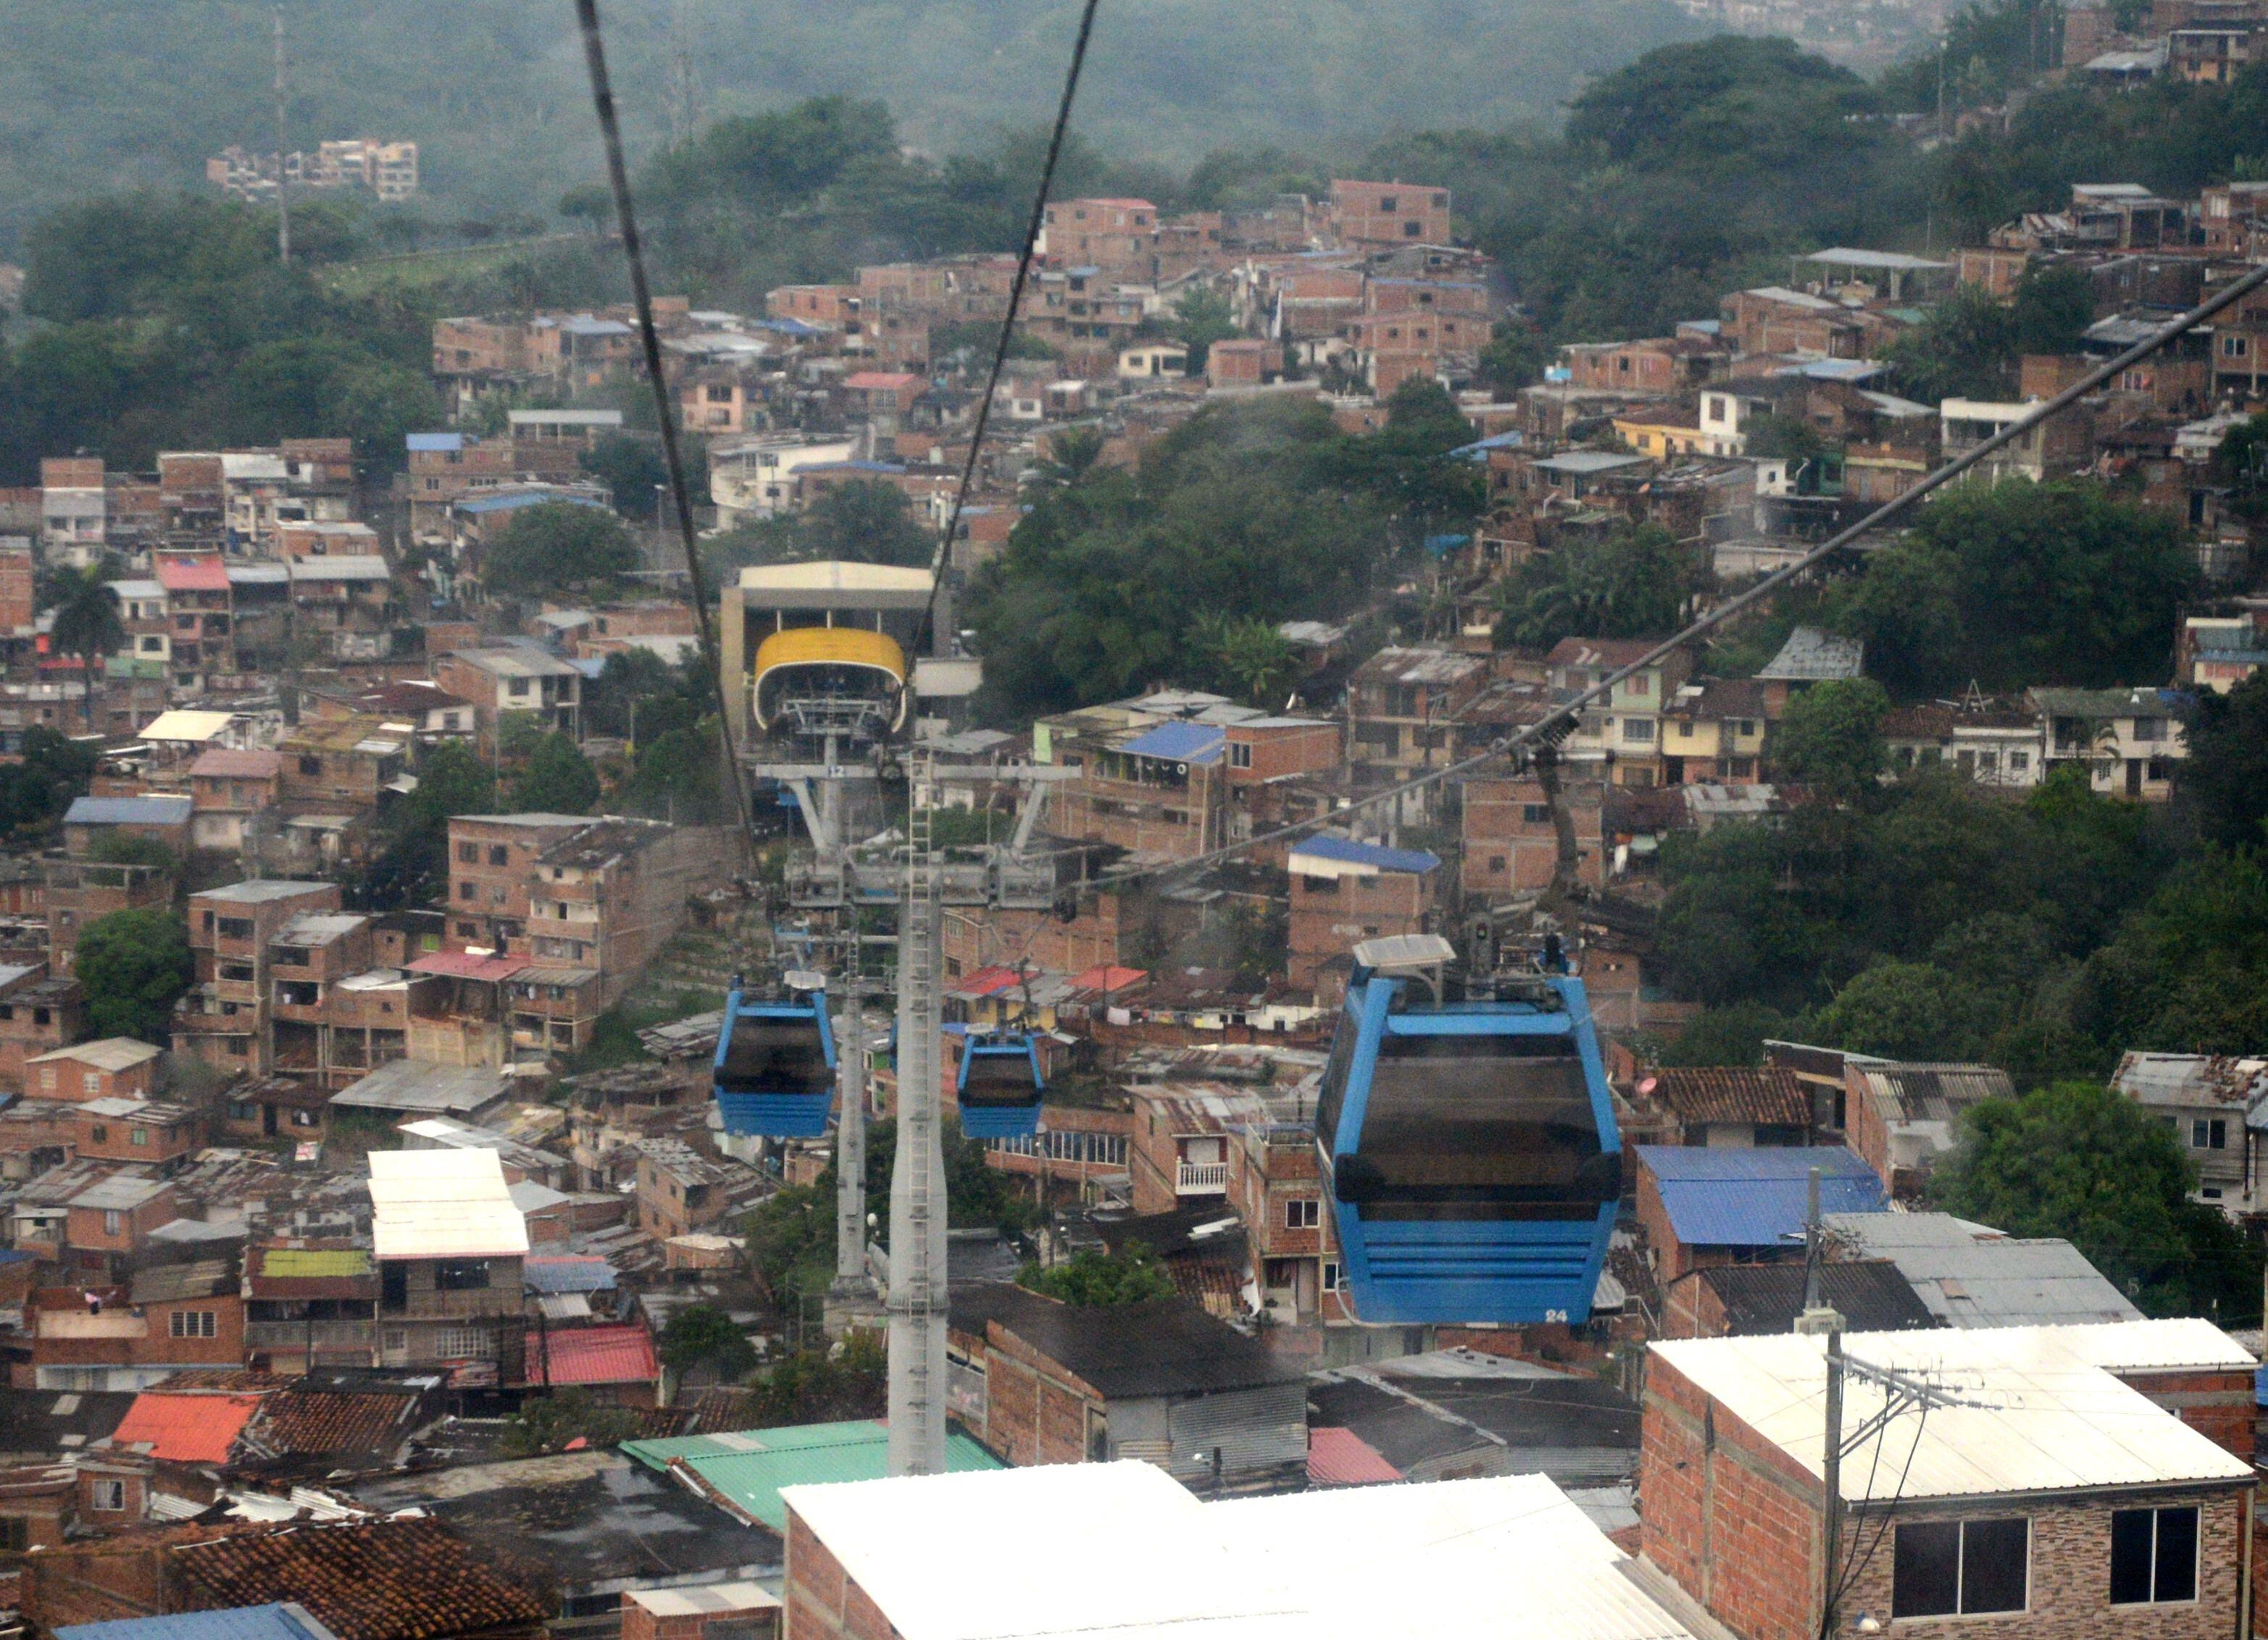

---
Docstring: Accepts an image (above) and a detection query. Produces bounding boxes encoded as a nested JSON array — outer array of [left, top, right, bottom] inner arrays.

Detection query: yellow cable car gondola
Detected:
[[751, 625, 909, 740]]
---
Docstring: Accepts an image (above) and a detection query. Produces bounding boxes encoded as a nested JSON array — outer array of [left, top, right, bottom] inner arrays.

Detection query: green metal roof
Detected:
[[260, 1249, 375, 1278], [625, 1420, 1001, 1528]]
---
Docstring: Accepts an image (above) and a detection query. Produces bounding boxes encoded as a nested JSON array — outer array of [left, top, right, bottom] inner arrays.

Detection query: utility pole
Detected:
[[273, 9, 292, 267]]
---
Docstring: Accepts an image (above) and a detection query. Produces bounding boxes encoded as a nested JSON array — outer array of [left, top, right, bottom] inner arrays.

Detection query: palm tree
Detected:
[[46, 566, 124, 729]]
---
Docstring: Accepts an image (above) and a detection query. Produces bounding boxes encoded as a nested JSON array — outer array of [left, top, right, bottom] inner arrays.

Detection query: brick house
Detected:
[[1285, 837, 1440, 1002], [1842, 1061, 2014, 1198], [633, 1138, 752, 1239], [1328, 179, 1451, 246], [0, 975, 86, 1095], [1344, 646, 1489, 777], [64, 1174, 180, 1272], [46, 856, 171, 977], [623, 1585, 779, 1640], [26, 1039, 160, 1105], [71, 1097, 201, 1172], [1460, 773, 1607, 898], [1546, 637, 1695, 787], [431, 643, 583, 745], [367, 1147, 529, 1372], [1225, 1119, 1352, 1329], [1642, 1322, 2258, 1640], [1649, 1067, 1812, 1148], [946, 1282, 1307, 1492], [1633, 1145, 1885, 1283], [1041, 198, 1159, 277], [441, 813, 588, 954], [188, 748, 283, 853], [176, 880, 341, 1079]]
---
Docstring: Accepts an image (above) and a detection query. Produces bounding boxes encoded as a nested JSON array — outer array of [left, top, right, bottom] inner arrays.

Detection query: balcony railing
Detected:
[[1176, 1160, 1229, 1193]]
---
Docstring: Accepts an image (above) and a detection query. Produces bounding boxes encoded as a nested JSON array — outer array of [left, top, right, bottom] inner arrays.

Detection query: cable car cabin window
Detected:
[[962, 1049, 1039, 1108], [1331, 1031, 1614, 1219], [719, 1019, 833, 1095]]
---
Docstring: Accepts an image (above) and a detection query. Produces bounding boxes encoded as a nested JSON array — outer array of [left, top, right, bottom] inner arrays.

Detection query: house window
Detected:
[[457, 842, 478, 863], [2009, 750, 2030, 772], [1322, 1260, 1345, 1291], [291, 1108, 320, 1128], [92, 1480, 126, 1512], [458, 882, 474, 900], [488, 845, 509, 866], [1892, 1518, 2029, 1618], [83, 1073, 101, 1095], [297, 756, 322, 777], [2111, 1507, 2198, 1605], [2192, 1117, 2227, 1150], [1285, 1199, 1319, 1229], [102, 1210, 122, 1235], [227, 1100, 257, 1121], [170, 1310, 217, 1339], [1522, 804, 1551, 824], [1623, 719, 1655, 744], [436, 1326, 494, 1359], [89, 1125, 107, 1142], [1229, 742, 1252, 769], [434, 1258, 489, 1291], [129, 1128, 148, 1147]]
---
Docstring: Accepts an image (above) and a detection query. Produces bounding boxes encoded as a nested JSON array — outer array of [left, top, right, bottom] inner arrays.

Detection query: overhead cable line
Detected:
[[1100, 258, 2268, 890], [909, 0, 1108, 661], [572, 0, 753, 834]]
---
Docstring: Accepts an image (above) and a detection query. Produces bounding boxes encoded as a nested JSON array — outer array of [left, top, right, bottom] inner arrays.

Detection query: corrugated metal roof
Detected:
[[406, 951, 530, 982], [333, 1060, 510, 1116], [1118, 721, 1226, 764], [1651, 1323, 2256, 1501], [672, 1420, 1002, 1528], [109, 1391, 264, 1463], [261, 1249, 375, 1280], [1638, 1146, 1883, 1247], [65, 795, 193, 827], [1305, 1426, 1403, 1486], [779, 1463, 1694, 1640], [523, 1323, 656, 1387], [1288, 836, 1441, 876], [1823, 1210, 2143, 1327], [58, 1604, 335, 1640], [1756, 625, 1864, 681], [367, 1148, 528, 1260], [1855, 1063, 2014, 1124]]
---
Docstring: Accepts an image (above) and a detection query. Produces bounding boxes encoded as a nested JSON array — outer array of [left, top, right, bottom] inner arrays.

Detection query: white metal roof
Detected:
[[1649, 1323, 2254, 1502], [736, 561, 933, 592], [778, 1463, 1695, 1640], [139, 709, 238, 744], [367, 1147, 529, 1260], [30, 1039, 162, 1072]]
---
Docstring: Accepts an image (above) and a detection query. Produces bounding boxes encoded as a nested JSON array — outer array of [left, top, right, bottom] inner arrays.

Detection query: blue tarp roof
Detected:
[[1637, 1145, 1885, 1247], [1289, 835, 1441, 874], [454, 489, 613, 516], [65, 795, 192, 827], [1119, 721, 1225, 765], [405, 432, 463, 453], [60, 1605, 330, 1640]]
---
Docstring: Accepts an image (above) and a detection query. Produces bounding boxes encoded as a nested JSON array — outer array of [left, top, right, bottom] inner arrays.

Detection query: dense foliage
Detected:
[[482, 502, 642, 595], [1019, 1244, 1175, 1307], [1822, 480, 2197, 698], [75, 908, 195, 1043], [1930, 1082, 2262, 1322], [658, 1303, 758, 1381], [0, 728, 98, 843], [967, 385, 1474, 721], [1492, 524, 1693, 650]]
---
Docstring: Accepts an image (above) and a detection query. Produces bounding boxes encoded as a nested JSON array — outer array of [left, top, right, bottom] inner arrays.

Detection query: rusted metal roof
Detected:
[[109, 1392, 264, 1463], [521, 1323, 659, 1389], [1305, 1426, 1404, 1486]]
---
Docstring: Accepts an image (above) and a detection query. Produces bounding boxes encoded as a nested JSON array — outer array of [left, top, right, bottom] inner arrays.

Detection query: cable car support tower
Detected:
[[750, 732, 1070, 1476]]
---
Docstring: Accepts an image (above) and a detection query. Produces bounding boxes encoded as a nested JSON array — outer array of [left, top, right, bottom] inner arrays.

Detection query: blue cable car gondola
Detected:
[[1315, 934, 1621, 1326], [954, 1029, 1046, 1139], [713, 974, 838, 1137]]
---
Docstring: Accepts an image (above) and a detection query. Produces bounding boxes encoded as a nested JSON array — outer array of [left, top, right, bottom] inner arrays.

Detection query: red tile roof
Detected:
[[154, 555, 232, 592], [1306, 1426, 1403, 1486], [109, 1392, 264, 1463], [1650, 1067, 1810, 1128], [1066, 964, 1146, 995], [406, 952, 530, 982], [949, 965, 1023, 997], [189, 748, 283, 779], [521, 1323, 659, 1388], [170, 1517, 548, 1640]]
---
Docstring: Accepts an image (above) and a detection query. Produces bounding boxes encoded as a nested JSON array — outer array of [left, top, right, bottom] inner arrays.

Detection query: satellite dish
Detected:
[[1638, 1076, 1659, 1097]]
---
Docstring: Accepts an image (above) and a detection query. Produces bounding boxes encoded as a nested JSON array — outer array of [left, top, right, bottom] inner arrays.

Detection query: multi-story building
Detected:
[[243, 1242, 380, 1373], [443, 813, 591, 956], [2033, 686, 2188, 800], [43, 858, 170, 978], [1343, 647, 1491, 778], [188, 748, 283, 854], [1040, 198, 1159, 277], [1225, 1120, 1352, 1329], [175, 880, 341, 1079], [432, 643, 583, 746], [522, 818, 725, 1008], [1328, 179, 1451, 247], [368, 1147, 529, 1371], [1659, 678, 1771, 785], [1285, 837, 1441, 1001], [1881, 697, 2046, 788], [0, 972, 83, 1095], [278, 715, 409, 816], [150, 553, 234, 682], [1547, 637, 1694, 787], [1461, 773, 1608, 898]]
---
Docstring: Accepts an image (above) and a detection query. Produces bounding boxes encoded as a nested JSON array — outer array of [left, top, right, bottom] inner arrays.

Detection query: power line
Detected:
[[1096, 256, 2268, 892], [909, 0, 1106, 663], [571, 0, 752, 835]]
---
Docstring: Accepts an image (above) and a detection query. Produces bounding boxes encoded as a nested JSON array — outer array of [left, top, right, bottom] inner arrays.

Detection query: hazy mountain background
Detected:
[[0, 0, 1704, 248]]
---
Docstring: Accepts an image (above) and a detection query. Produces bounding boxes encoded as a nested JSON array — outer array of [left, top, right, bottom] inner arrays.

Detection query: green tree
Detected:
[[74, 907, 193, 1042], [1881, 284, 2021, 402], [368, 740, 497, 906], [1171, 288, 1239, 373], [1476, 323, 1548, 396], [797, 480, 933, 567], [1035, 426, 1107, 489], [1808, 959, 1991, 1059], [1493, 524, 1690, 650], [1772, 677, 1889, 792], [659, 1303, 757, 1380], [1827, 481, 2196, 696], [1743, 413, 1828, 464], [1195, 614, 1298, 707], [0, 727, 98, 841], [46, 564, 123, 727], [618, 721, 734, 825], [501, 1387, 642, 1456], [482, 503, 640, 595], [1931, 1082, 2263, 1321], [86, 829, 179, 873], [1658, 1001, 1790, 1067], [510, 732, 600, 816], [1019, 1242, 1175, 1306], [579, 432, 675, 520], [2175, 672, 2268, 851]]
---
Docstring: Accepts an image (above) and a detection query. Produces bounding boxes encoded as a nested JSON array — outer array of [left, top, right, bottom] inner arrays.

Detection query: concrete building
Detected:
[[367, 1147, 529, 1372]]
